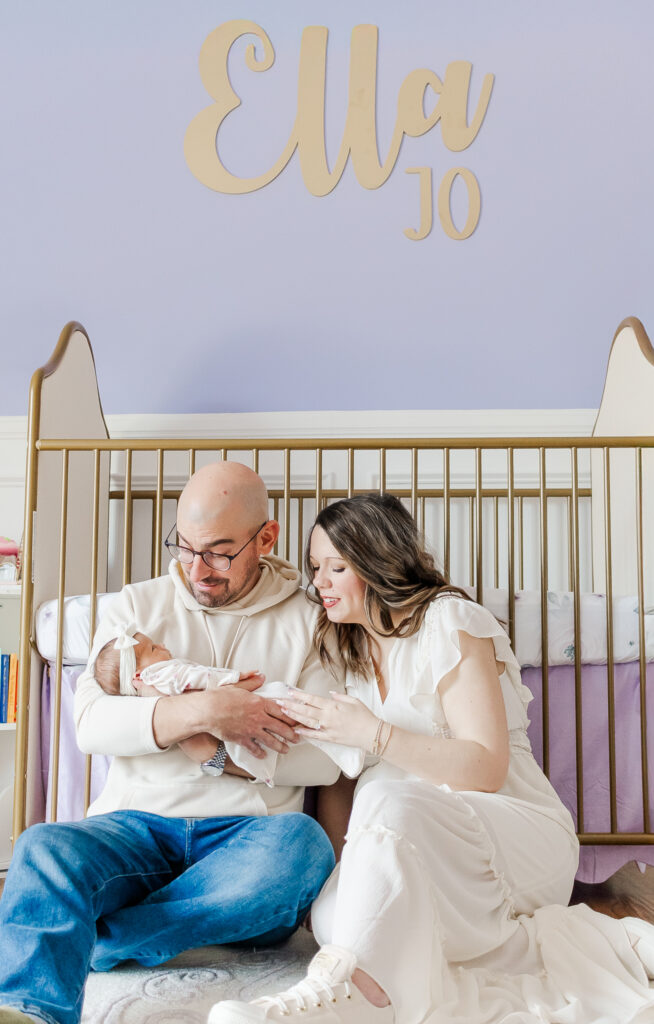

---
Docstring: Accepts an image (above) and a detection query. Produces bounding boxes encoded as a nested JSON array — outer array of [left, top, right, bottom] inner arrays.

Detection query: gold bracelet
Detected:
[[377, 722, 392, 758], [370, 717, 385, 756]]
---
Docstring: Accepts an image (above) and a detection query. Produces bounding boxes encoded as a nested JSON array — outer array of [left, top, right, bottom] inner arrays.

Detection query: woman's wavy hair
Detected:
[[305, 492, 470, 677]]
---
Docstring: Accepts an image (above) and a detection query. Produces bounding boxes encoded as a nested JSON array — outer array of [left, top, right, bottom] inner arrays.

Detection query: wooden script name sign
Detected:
[[185, 21, 494, 241]]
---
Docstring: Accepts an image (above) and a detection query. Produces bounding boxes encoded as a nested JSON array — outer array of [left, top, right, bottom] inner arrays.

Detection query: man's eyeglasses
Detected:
[[164, 521, 268, 572]]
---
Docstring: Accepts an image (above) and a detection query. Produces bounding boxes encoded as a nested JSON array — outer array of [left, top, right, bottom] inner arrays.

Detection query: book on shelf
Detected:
[[0, 653, 7, 722], [0, 651, 18, 724], [8, 653, 17, 723]]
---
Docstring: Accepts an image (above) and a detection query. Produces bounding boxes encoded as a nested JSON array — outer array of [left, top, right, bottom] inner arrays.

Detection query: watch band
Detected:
[[200, 741, 227, 776]]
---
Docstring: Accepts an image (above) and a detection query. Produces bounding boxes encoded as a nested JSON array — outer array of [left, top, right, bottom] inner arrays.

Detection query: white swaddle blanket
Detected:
[[139, 660, 364, 784], [139, 659, 239, 694]]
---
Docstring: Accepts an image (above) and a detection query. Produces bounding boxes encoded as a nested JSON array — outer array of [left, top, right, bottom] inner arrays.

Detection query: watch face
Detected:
[[201, 762, 223, 776]]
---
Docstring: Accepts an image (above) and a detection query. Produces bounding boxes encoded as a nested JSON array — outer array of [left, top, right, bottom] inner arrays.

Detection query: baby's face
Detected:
[[134, 633, 172, 671]]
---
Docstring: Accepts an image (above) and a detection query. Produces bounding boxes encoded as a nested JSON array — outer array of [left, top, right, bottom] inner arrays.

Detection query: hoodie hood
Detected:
[[169, 555, 302, 616]]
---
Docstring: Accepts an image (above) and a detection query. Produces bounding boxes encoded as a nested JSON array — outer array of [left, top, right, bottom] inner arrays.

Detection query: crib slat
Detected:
[[315, 448, 323, 516], [84, 447, 103, 816], [507, 449, 516, 651], [567, 495, 574, 593], [635, 448, 650, 834], [283, 449, 291, 562], [153, 449, 164, 578], [603, 448, 618, 833], [49, 448, 69, 823], [122, 449, 133, 586], [468, 495, 475, 587], [493, 495, 499, 590], [475, 448, 483, 605], [89, 450, 101, 645], [273, 497, 280, 555], [297, 497, 304, 573], [443, 449, 451, 577], [518, 495, 525, 591], [539, 448, 550, 779], [411, 448, 418, 522], [571, 447, 584, 833]]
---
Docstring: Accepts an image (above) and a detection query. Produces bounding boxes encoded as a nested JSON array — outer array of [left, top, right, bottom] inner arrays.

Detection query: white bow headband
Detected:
[[114, 631, 139, 696]]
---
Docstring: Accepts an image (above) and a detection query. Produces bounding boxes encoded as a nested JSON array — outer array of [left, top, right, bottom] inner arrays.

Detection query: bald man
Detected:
[[0, 463, 340, 1024]]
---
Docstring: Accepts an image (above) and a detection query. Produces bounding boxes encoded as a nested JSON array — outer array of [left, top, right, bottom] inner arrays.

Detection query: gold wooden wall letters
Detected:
[[185, 21, 494, 240]]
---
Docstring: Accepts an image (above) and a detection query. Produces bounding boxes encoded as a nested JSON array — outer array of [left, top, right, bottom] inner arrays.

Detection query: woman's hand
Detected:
[[278, 688, 379, 751]]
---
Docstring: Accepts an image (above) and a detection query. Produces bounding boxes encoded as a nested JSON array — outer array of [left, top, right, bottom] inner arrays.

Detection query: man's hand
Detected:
[[152, 677, 299, 756], [208, 682, 299, 757]]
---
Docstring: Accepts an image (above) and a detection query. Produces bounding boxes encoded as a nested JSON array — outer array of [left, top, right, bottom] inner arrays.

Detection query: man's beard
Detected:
[[188, 577, 231, 608], [185, 556, 260, 608]]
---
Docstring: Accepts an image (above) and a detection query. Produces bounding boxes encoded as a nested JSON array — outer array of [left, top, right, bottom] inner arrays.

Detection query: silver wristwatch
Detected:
[[200, 741, 227, 776]]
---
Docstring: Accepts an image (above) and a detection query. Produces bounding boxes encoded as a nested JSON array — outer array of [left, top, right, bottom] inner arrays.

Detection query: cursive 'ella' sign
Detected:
[[184, 21, 494, 241]]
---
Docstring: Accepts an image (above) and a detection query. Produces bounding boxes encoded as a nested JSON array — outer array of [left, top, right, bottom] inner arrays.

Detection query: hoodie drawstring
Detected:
[[223, 615, 246, 668]]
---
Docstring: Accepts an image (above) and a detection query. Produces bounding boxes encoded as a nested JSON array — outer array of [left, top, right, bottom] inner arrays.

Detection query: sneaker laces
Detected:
[[254, 975, 352, 1015]]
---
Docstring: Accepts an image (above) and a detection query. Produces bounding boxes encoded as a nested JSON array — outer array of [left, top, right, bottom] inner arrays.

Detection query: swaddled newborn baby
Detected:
[[94, 630, 247, 696], [93, 629, 363, 784]]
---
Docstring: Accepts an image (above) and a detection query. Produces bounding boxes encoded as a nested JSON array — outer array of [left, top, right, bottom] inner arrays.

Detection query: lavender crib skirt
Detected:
[[524, 661, 654, 882], [40, 661, 654, 883], [40, 664, 110, 822]]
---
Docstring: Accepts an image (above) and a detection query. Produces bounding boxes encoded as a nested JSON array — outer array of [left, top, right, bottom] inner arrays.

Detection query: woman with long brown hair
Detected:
[[210, 493, 654, 1024]]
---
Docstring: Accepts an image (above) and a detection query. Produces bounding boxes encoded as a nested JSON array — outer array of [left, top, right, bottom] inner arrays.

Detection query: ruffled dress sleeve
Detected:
[[416, 595, 533, 738]]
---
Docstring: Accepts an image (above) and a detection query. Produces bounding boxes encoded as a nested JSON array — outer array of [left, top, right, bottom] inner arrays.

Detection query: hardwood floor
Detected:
[[1, 862, 654, 921], [570, 861, 654, 922]]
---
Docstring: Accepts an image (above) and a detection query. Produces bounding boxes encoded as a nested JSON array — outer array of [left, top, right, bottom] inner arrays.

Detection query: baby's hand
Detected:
[[236, 670, 265, 685]]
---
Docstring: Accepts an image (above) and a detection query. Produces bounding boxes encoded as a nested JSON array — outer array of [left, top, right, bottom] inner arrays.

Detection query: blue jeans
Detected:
[[0, 810, 334, 1024]]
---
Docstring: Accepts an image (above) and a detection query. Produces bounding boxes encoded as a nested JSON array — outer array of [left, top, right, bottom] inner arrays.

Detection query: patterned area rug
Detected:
[[82, 930, 318, 1024]]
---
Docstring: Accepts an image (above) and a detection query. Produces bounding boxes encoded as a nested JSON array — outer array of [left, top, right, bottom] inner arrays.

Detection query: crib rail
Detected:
[[15, 433, 654, 853]]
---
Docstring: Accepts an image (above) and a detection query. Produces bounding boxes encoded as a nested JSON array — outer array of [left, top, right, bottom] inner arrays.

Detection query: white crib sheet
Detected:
[[466, 587, 654, 666]]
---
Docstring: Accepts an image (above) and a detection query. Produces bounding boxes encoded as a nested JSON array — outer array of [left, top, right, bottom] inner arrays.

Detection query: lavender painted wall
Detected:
[[1, 1, 653, 414]]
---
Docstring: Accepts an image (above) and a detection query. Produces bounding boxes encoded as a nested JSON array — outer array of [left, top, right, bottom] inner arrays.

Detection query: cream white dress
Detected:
[[311, 596, 654, 1024]]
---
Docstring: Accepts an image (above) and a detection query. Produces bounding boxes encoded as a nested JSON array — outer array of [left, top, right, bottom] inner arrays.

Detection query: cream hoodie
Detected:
[[74, 557, 342, 818]]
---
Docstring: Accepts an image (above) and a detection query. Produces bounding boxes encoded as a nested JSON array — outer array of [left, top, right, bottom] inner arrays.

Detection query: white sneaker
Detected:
[[207, 945, 394, 1023]]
